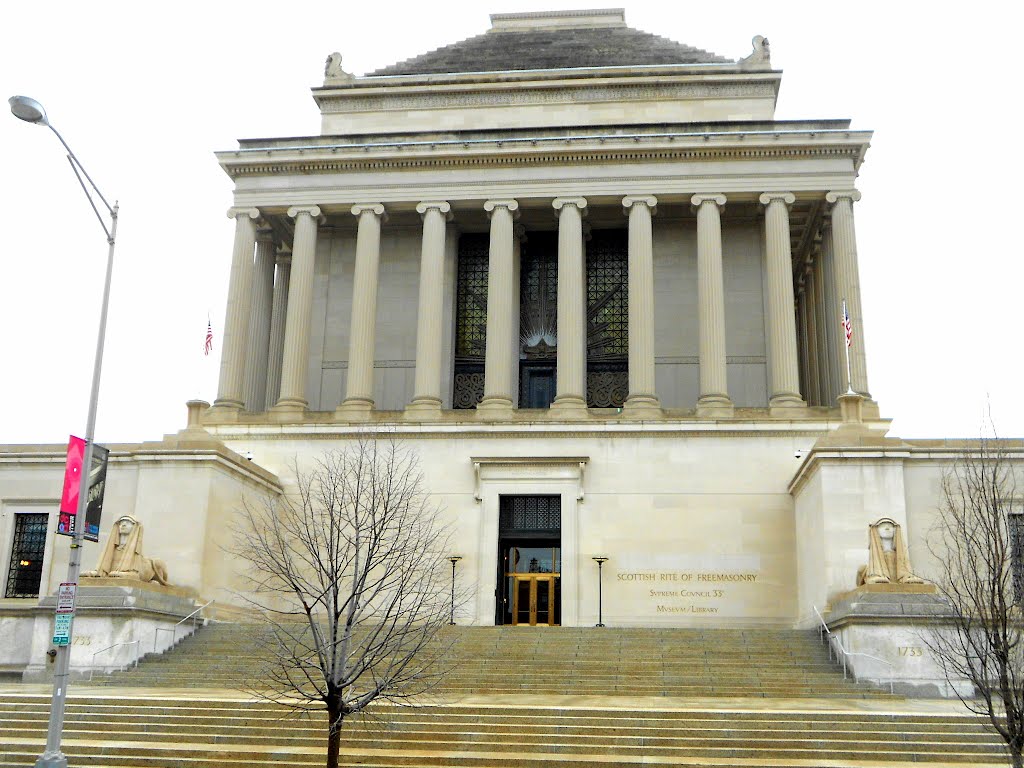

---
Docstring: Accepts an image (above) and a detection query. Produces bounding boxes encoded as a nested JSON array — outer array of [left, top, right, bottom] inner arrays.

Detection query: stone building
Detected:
[[2, 9, 1020, 692]]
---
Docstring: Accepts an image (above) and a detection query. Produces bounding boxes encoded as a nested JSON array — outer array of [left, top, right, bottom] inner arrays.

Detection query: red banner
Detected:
[[57, 436, 86, 536], [60, 436, 85, 513]]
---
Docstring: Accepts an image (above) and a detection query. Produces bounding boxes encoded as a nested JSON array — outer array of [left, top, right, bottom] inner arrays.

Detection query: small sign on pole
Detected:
[[52, 613, 73, 646], [56, 583, 77, 613]]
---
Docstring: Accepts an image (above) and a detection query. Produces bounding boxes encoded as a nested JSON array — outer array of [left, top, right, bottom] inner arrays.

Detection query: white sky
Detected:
[[1, 1, 1021, 445]]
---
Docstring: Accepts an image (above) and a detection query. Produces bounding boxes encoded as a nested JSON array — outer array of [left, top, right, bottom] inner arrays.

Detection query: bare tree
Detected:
[[925, 432, 1024, 767], [230, 436, 457, 768]]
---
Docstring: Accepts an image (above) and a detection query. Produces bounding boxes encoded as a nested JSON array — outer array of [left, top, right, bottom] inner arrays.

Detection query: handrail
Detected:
[[154, 599, 215, 652], [814, 605, 894, 695], [87, 640, 140, 681]]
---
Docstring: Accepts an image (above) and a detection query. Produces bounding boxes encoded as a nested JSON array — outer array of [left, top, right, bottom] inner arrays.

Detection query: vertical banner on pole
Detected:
[[57, 436, 86, 537], [84, 444, 109, 542], [57, 437, 109, 540]]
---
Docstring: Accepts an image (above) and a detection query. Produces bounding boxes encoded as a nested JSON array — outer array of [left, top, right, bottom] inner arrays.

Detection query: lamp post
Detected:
[[10, 95, 118, 768], [592, 556, 608, 627], [448, 556, 462, 625]]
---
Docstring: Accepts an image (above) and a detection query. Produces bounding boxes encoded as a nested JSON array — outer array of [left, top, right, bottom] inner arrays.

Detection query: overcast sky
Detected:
[[1, 0, 1020, 445]]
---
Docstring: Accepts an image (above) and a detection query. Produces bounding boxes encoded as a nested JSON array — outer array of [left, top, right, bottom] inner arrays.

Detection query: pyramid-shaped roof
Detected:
[[368, 9, 731, 77]]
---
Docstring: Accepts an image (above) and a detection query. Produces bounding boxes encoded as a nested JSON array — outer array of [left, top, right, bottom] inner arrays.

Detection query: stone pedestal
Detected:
[[18, 580, 206, 683], [824, 584, 972, 698]]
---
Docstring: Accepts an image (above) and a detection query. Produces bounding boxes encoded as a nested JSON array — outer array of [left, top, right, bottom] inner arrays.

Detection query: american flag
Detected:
[[204, 320, 214, 356], [842, 301, 853, 348]]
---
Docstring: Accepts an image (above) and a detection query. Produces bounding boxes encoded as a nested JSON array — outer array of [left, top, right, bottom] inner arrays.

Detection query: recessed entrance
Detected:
[[513, 573, 559, 626], [497, 495, 561, 626]]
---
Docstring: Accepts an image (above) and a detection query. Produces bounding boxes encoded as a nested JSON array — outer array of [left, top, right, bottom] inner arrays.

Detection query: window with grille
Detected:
[[499, 495, 561, 536], [5, 513, 48, 598], [586, 230, 628, 407], [453, 234, 489, 409]]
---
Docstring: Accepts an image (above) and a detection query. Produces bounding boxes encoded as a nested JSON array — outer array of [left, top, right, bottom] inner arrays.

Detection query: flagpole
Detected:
[[842, 299, 855, 395]]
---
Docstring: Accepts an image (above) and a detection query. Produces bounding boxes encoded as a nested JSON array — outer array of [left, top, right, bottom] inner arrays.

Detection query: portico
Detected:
[[208, 188, 872, 421]]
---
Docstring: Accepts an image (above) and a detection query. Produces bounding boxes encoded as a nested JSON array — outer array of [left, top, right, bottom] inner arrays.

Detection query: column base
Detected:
[[404, 397, 443, 420], [696, 394, 734, 418], [549, 395, 588, 419], [622, 394, 663, 419], [205, 401, 244, 424], [476, 396, 514, 419], [336, 397, 374, 421], [769, 393, 809, 418], [269, 398, 308, 421]]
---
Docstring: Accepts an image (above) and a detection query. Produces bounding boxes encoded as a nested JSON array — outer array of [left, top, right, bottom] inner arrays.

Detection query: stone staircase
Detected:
[[91, 624, 891, 698], [0, 694, 1008, 766], [0, 625, 1009, 767]]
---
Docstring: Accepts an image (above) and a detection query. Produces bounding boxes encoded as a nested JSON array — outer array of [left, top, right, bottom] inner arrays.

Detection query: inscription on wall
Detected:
[[616, 571, 760, 615]]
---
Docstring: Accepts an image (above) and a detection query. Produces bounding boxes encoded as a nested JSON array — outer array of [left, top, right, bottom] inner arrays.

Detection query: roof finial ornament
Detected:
[[324, 52, 354, 84], [739, 35, 771, 71]]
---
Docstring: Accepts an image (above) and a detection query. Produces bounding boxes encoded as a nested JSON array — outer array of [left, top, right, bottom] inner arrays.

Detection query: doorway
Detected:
[[512, 574, 559, 626], [497, 495, 561, 626]]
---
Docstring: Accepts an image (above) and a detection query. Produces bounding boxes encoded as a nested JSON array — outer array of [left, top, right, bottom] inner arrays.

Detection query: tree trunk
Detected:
[[1013, 747, 1023, 768], [326, 700, 343, 768]]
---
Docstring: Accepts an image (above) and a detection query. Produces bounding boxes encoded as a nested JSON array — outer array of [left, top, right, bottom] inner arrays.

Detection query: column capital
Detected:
[[350, 203, 386, 220], [825, 189, 862, 205], [415, 201, 452, 220], [553, 197, 588, 214], [227, 207, 260, 221], [256, 226, 275, 243], [484, 199, 519, 217], [690, 193, 727, 212], [287, 205, 323, 220], [622, 195, 657, 214], [759, 192, 796, 207]]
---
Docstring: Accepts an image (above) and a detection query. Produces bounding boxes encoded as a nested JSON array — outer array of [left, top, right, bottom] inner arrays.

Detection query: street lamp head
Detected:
[[449, 556, 463, 564], [592, 556, 609, 564], [9, 95, 49, 126]]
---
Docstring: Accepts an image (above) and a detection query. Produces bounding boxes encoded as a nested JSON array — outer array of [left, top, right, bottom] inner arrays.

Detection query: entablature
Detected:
[[217, 125, 872, 184]]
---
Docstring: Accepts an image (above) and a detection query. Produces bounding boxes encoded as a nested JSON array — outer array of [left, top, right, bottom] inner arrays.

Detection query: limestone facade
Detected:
[[3, 10, 1023, 687]]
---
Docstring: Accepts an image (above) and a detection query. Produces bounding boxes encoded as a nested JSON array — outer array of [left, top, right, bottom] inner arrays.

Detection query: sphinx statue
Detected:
[[738, 35, 772, 70], [83, 514, 170, 586], [857, 517, 925, 586]]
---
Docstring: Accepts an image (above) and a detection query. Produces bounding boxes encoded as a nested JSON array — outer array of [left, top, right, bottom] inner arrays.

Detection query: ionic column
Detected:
[[621, 196, 661, 416], [338, 203, 387, 418], [826, 190, 871, 398], [478, 200, 519, 416], [804, 265, 822, 407], [243, 227, 275, 411], [407, 201, 452, 417], [511, 225, 526, 407], [796, 280, 810, 404], [264, 247, 290, 410], [759, 192, 806, 413], [272, 205, 321, 415], [820, 230, 841, 403], [213, 207, 260, 411], [691, 194, 734, 417], [812, 252, 832, 405], [551, 197, 588, 417]]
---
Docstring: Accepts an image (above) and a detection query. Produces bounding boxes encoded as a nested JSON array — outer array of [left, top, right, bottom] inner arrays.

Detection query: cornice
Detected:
[[314, 77, 778, 115], [218, 130, 871, 181]]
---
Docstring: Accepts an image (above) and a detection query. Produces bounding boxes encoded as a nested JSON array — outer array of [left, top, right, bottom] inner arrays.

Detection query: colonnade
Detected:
[[211, 191, 870, 419]]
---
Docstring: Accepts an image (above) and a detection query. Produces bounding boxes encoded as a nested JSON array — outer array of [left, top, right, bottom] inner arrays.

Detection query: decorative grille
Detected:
[[453, 234, 489, 408], [587, 368, 630, 408], [586, 230, 628, 406], [586, 230, 628, 360], [519, 233, 558, 353], [1011, 513, 1024, 605], [500, 495, 561, 534], [5, 513, 48, 599]]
